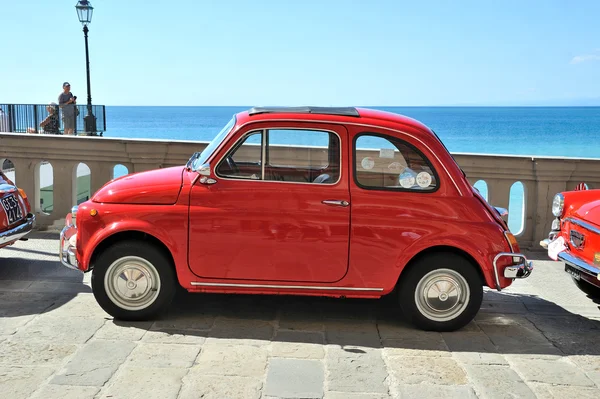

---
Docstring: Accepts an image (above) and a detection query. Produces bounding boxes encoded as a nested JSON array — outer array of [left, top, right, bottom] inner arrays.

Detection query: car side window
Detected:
[[265, 129, 340, 184], [216, 132, 263, 180], [354, 133, 438, 191]]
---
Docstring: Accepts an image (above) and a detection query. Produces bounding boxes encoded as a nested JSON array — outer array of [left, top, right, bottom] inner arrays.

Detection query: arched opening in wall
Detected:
[[1, 159, 16, 184], [75, 163, 91, 205], [113, 164, 129, 179], [508, 181, 525, 235], [473, 180, 488, 202], [35, 161, 54, 214]]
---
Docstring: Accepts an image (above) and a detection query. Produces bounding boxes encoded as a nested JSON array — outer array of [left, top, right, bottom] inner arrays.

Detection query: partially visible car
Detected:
[[541, 184, 600, 298], [0, 170, 36, 249]]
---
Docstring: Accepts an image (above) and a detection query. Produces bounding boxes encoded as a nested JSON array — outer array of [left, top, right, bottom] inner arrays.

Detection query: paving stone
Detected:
[[326, 348, 388, 393], [442, 331, 497, 353], [0, 314, 36, 335], [98, 367, 187, 399], [151, 314, 215, 331], [570, 355, 600, 386], [194, 343, 268, 377], [543, 332, 600, 356], [264, 358, 324, 398], [0, 340, 78, 366], [278, 303, 325, 331], [127, 343, 200, 368], [51, 340, 136, 386], [0, 279, 32, 291], [382, 330, 451, 357], [528, 382, 600, 399], [94, 320, 152, 341], [29, 384, 100, 399], [0, 366, 55, 399], [398, 384, 478, 399], [272, 330, 325, 359], [463, 364, 536, 399], [26, 281, 91, 294], [42, 293, 110, 318], [525, 314, 600, 334], [179, 371, 262, 399], [508, 356, 595, 387], [477, 322, 562, 355], [11, 315, 104, 344], [387, 356, 467, 385], [324, 393, 390, 399], [209, 317, 274, 344], [142, 328, 207, 345], [452, 352, 509, 366]]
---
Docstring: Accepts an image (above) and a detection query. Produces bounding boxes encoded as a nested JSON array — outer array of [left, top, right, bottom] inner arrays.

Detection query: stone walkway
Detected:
[[1, 232, 600, 399]]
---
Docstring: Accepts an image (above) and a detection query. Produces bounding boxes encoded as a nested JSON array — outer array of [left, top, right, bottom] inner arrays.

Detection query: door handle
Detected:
[[322, 200, 350, 207]]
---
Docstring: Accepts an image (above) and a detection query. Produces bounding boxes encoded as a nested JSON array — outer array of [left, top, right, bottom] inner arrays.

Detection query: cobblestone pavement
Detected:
[[1, 232, 600, 399]]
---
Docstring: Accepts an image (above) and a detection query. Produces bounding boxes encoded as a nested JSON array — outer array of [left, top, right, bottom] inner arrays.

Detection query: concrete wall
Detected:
[[2, 132, 599, 249]]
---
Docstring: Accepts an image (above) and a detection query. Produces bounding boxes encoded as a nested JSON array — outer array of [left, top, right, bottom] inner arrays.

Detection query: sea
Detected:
[[39, 106, 600, 232]]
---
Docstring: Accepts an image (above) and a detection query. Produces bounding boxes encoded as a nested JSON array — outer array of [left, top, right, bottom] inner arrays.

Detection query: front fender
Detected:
[[80, 219, 180, 271]]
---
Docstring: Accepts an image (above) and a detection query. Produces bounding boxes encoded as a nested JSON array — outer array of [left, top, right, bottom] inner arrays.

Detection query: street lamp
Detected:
[[75, 0, 97, 135]]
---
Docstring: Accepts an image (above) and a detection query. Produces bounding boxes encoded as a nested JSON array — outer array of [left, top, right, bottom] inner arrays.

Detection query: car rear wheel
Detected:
[[398, 252, 483, 332], [91, 241, 176, 321], [572, 277, 600, 299]]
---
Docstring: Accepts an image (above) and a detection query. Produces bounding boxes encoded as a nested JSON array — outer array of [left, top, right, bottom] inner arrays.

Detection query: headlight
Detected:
[[551, 218, 561, 231], [71, 205, 79, 228], [551, 193, 564, 217]]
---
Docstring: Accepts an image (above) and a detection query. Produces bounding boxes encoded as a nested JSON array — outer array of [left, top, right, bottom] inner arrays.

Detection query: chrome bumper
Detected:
[[0, 213, 35, 245], [492, 252, 533, 291], [558, 251, 600, 281], [59, 225, 80, 271]]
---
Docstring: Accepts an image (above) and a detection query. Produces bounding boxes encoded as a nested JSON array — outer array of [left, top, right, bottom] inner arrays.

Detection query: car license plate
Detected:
[[548, 236, 567, 261], [1, 194, 23, 225], [565, 264, 581, 280]]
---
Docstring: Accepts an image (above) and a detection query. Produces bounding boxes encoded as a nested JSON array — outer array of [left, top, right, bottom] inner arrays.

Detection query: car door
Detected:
[[188, 122, 350, 283]]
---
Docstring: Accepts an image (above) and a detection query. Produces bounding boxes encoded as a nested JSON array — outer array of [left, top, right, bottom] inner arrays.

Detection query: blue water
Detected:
[[104, 106, 600, 234]]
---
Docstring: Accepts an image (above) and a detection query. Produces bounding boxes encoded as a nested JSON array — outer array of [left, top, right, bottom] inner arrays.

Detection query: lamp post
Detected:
[[75, 0, 97, 135]]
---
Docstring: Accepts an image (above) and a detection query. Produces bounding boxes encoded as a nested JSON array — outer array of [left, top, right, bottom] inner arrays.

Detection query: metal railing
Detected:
[[0, 103, 106, 135]]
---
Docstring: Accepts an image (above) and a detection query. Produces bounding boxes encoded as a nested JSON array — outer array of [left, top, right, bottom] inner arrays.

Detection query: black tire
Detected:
[[572, 277, 600, 299], [398, 252, 483, 332], [91, 240, 176, 321]]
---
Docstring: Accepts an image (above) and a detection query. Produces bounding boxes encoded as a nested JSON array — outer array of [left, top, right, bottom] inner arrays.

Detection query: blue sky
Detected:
[[1, 0, 599, 106]]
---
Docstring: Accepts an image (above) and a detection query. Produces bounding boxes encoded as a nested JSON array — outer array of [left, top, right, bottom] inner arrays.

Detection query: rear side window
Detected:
[[354, 133, 438, 192]]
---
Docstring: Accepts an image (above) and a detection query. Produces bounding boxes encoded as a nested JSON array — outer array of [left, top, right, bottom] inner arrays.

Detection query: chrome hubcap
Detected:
[[415, 268, 470, 322], [104, 256, 161, 311]]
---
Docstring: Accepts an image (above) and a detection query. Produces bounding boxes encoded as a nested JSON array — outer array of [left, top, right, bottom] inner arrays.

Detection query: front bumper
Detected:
[[558, 251, 600, 288], [492, 252, 533, 291], [0, 213, 36, 245], [59, 224, 80, 271]]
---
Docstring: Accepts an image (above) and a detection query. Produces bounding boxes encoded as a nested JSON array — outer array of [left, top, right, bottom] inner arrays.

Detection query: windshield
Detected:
[[190, 116, 236, 171]]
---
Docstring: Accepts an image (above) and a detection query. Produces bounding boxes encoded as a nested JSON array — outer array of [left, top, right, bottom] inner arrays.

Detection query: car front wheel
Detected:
[[91, 241, 176, 321], [398, 253, 483, 332]]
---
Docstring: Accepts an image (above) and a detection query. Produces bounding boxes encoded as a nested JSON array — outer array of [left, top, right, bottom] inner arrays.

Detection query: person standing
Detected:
[[58, 82, 77, 135]]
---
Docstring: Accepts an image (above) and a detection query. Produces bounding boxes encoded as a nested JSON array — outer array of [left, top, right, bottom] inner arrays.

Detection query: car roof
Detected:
[[238, 106, 432, 132]]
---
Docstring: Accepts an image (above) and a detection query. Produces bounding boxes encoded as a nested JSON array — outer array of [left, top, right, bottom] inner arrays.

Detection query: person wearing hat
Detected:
[[39, 102, 60, 134], [58, 82, 77, 135]]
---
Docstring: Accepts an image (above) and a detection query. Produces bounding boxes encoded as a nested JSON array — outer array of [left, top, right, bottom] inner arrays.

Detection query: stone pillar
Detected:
[[88, 162, 114, 195], [51, 160, 78, 220], [12, 157, 37, 213], [486, 178, 513, 211]]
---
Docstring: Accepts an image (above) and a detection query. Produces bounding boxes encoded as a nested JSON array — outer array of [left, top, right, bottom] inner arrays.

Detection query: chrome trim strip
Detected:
[[0, 213, 35, 244], [558, 251, 599, 277], [565, 217, 600, 235], [190, 281, 384, 291], [232, 118, 463, 196], [213, 126, 343, 186]]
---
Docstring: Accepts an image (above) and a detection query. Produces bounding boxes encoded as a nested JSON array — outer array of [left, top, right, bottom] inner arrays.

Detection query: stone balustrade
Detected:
[[1, 132, 599, 249]]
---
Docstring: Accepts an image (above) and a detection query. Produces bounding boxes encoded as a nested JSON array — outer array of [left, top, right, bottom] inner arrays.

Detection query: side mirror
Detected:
[[198, 163, 211, 176], [197, 163, 217, 185]]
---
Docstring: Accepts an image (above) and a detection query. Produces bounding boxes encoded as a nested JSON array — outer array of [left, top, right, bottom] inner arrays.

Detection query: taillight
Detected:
[[18, 188, 27, 200], [504, 231, 518, 252]]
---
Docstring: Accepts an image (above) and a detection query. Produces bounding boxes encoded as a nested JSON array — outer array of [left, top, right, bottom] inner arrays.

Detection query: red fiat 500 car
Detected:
[[0, 170, 35, 249], [59, 106, 532, 331], [541, 186, 600, 298]]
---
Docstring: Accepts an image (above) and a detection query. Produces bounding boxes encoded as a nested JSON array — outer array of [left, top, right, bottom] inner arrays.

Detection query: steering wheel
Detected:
[[226, 156, 239, 175]]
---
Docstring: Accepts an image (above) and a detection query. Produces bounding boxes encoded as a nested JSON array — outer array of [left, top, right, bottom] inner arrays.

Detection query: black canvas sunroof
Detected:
[[248, 106, 360, 117]]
